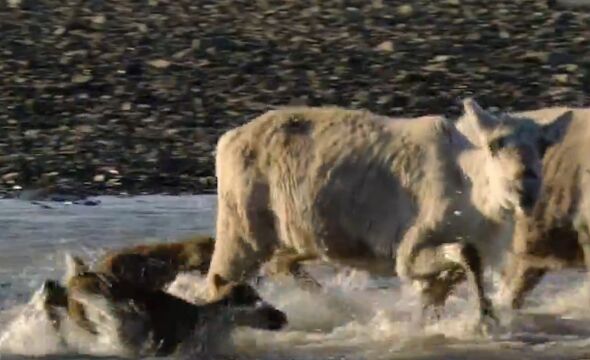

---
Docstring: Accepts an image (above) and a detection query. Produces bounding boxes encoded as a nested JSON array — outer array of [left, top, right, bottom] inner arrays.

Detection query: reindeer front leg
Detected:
[[449, 242, 497, 325], [206, 190, 278, 302], [398, 228, 497, 329], [417, 266, 466, 321]]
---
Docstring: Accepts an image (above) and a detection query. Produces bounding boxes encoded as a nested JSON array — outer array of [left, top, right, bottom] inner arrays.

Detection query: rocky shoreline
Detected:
[[1, 0, 589, 197]]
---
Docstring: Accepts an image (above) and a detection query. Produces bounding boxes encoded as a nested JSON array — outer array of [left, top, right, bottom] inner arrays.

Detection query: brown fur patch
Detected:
[[95, 235, 215, 290]]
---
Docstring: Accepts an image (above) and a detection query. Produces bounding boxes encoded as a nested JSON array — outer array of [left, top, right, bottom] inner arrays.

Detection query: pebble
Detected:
[[375, 41, 394, 52], [553, 74, 569, 83], [147, 59, 172, 69], [397, 4, 414, 16], [71, 74, 93, 84]]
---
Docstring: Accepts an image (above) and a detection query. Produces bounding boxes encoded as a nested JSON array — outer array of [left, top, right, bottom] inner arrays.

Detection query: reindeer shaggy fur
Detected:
[[500, 107, 588, 309], [205, 99, 570, 327]]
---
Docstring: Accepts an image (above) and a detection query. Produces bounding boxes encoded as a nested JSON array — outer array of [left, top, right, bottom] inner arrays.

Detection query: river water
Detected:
[[1, 195, 590, 359]]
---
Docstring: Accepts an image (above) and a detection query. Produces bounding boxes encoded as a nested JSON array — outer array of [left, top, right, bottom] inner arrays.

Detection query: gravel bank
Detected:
[[1, 0, 589, 196]]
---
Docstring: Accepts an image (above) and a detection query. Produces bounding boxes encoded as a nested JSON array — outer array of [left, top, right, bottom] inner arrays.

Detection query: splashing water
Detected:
[[2, 196, 590, 359]]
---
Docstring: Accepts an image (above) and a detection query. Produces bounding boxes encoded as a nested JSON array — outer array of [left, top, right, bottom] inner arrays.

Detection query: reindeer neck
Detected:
[[456, 148, 508, 223]]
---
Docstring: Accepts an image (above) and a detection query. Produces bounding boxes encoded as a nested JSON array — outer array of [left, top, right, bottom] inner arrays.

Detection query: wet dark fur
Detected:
[[94, 235, 215, 290], [41, 272, 286, 357]]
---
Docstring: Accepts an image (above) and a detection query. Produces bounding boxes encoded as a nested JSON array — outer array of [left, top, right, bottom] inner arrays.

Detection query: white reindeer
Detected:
[[206, 99, 570, 327]]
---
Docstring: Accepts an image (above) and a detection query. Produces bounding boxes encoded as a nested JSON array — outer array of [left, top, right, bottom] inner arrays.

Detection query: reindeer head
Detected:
[[211, 274, 287, 331], [456, 99, 571, 217]]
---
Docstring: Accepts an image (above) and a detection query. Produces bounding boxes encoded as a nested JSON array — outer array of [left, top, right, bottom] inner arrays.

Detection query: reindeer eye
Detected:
[[488, 137, 506, 154]]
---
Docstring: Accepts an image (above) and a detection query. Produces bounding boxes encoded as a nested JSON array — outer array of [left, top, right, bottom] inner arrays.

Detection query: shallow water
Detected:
[[1, 196, 590, 359]]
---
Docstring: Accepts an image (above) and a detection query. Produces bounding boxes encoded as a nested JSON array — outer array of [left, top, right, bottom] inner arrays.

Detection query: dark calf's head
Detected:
[[229, 296, 288, 331], [212, 274, 287, 331], [248, 304, 288, 330]]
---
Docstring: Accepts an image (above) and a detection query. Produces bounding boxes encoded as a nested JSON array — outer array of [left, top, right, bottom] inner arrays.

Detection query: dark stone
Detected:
[[125, 61, 143, 77], [208, 36, 237, 51], [548, 52, 575, 66]]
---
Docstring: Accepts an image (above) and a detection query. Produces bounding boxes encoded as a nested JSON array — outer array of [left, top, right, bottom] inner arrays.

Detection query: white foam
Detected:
[[0, 287, 65, 356], [163, 269, 500, 359], [0, 283, 135, 358], [3, 256, 590, 359]]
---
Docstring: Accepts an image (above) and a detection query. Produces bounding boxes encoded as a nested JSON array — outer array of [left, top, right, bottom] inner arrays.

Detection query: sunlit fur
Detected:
[[206, 99, 570, 326]]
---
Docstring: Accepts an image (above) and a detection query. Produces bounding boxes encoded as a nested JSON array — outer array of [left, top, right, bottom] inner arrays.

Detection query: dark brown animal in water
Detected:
[[40, 260, 287, 357], [84, 234, 308, 292]]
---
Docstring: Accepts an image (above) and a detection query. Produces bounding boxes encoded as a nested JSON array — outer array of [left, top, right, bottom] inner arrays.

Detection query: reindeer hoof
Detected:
[[475, 307, 499, 336]]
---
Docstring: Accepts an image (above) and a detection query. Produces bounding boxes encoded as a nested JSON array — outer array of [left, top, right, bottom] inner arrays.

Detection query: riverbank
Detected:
[[1, 0, 589, 196]]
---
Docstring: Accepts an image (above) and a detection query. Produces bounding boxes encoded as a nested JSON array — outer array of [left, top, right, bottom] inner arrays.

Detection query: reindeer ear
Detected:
[[463, 98, 500, 131], [539, 110, 572, 153], [458, 98, 499, 147]]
